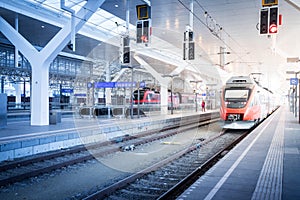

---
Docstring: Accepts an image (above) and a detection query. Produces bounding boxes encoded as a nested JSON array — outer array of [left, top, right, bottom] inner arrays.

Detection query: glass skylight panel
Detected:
[[69, 0, 86, 13], [26, 0, 84, 15], [87, 9, 128, 36], [24, 0, 135, 39]]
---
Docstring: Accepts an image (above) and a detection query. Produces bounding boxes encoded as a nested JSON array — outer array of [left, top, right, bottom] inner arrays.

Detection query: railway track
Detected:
[[83, 129, 251, 200], [0, 113, 219, 187]]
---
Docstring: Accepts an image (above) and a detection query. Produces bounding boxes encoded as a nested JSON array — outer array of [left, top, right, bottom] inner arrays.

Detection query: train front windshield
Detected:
[[224, 89, 250, 108]]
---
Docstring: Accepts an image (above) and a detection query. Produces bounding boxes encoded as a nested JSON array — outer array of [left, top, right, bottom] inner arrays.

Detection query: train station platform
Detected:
[[0, 109, 219, 162], [178, 106, 300, 200]]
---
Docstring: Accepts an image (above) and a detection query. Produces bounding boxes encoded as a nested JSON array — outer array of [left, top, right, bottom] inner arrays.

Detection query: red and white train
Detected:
[[220, 76, 278, 129], [132, 89, 180, 109], [132, 88, 204, 107]]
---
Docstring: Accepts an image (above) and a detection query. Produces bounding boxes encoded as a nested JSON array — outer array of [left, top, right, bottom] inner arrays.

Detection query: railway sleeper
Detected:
[[127, 183, 165, 194], [135, 179, 175, 188], [116, 189, 158, 199]]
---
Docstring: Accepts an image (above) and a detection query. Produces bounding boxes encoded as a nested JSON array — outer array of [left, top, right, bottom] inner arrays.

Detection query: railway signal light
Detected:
[[122, 47, 130, 64], [183, 31, 195, 60], [136, 21, 142, 43], [120, 36, 130, 64], [184, 31, 193, 42], [259, 8, 269, 34], [269, 24, 278, 34], [143, 20, 150, 42], [269, 6, 278, 34], [188, 31, 193, 41], [136, 19, 151, 44], [259, 6, 279, 35], [188, 42, 195, 60]]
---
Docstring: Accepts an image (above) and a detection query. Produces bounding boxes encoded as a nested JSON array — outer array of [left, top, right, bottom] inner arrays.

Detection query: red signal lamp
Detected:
[[141, 35, 148, 42], [269, 24, 278, 34]]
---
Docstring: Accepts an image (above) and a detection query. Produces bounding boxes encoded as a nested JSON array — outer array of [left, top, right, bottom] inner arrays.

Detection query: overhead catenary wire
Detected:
[[194, 0, 250, 57], [178, 0, 256, 65], [32, 0, 258, 66]]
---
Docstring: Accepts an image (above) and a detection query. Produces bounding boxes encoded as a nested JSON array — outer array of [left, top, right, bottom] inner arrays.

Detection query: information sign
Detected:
[[94, 82, 115, 88], [115, 82, 136, 88], [74, 94, 86, 97], [94, 82, 137, 88], [136, 4, 151, 20], [290, 78, 299, 85], [262, 0, 278, 7], [61, 89, 73, 93]]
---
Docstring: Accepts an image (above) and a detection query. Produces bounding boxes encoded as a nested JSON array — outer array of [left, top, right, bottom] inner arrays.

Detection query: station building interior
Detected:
[[0, 0, 300, 126]]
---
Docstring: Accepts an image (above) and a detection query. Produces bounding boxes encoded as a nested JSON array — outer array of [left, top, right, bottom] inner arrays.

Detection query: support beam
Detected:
[[41, 0, 106, 65], [0, 16, 38, 61], [133, 55, 168, 85]]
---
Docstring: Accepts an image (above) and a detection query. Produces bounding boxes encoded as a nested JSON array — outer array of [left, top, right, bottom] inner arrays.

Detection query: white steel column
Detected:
[[105, 62, 112, 106], [14, 84, 21, 106], [160, 85, 168, 115], [14, 14, 19, 70], [14, 14, 21, 106], [31, 63, 49, 125]]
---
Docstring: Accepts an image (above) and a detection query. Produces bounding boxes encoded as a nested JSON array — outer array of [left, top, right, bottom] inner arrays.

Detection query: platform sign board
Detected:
[[115, 82, 136, 88], [136, 4, 151, 20], [94, 82, 136, 88], [290, 78, 299, 85], [61, 89, 73, 93], [74, 94, 86, 97], [94, 82, 115, 88]]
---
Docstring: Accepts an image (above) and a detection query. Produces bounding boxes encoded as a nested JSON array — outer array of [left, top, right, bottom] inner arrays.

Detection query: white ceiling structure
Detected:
[[1, 0, 300, 95]]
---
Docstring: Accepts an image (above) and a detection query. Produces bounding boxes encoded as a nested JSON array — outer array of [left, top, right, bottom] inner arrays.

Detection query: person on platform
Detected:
[[201, 100, 206, 112]]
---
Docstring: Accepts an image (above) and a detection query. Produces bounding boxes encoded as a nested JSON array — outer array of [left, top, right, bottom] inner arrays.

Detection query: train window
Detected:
[[224, 89, 250, 108], [151, 93, 159, 100], [224, 89, 249, 100], [146, 93, 153, 100]]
